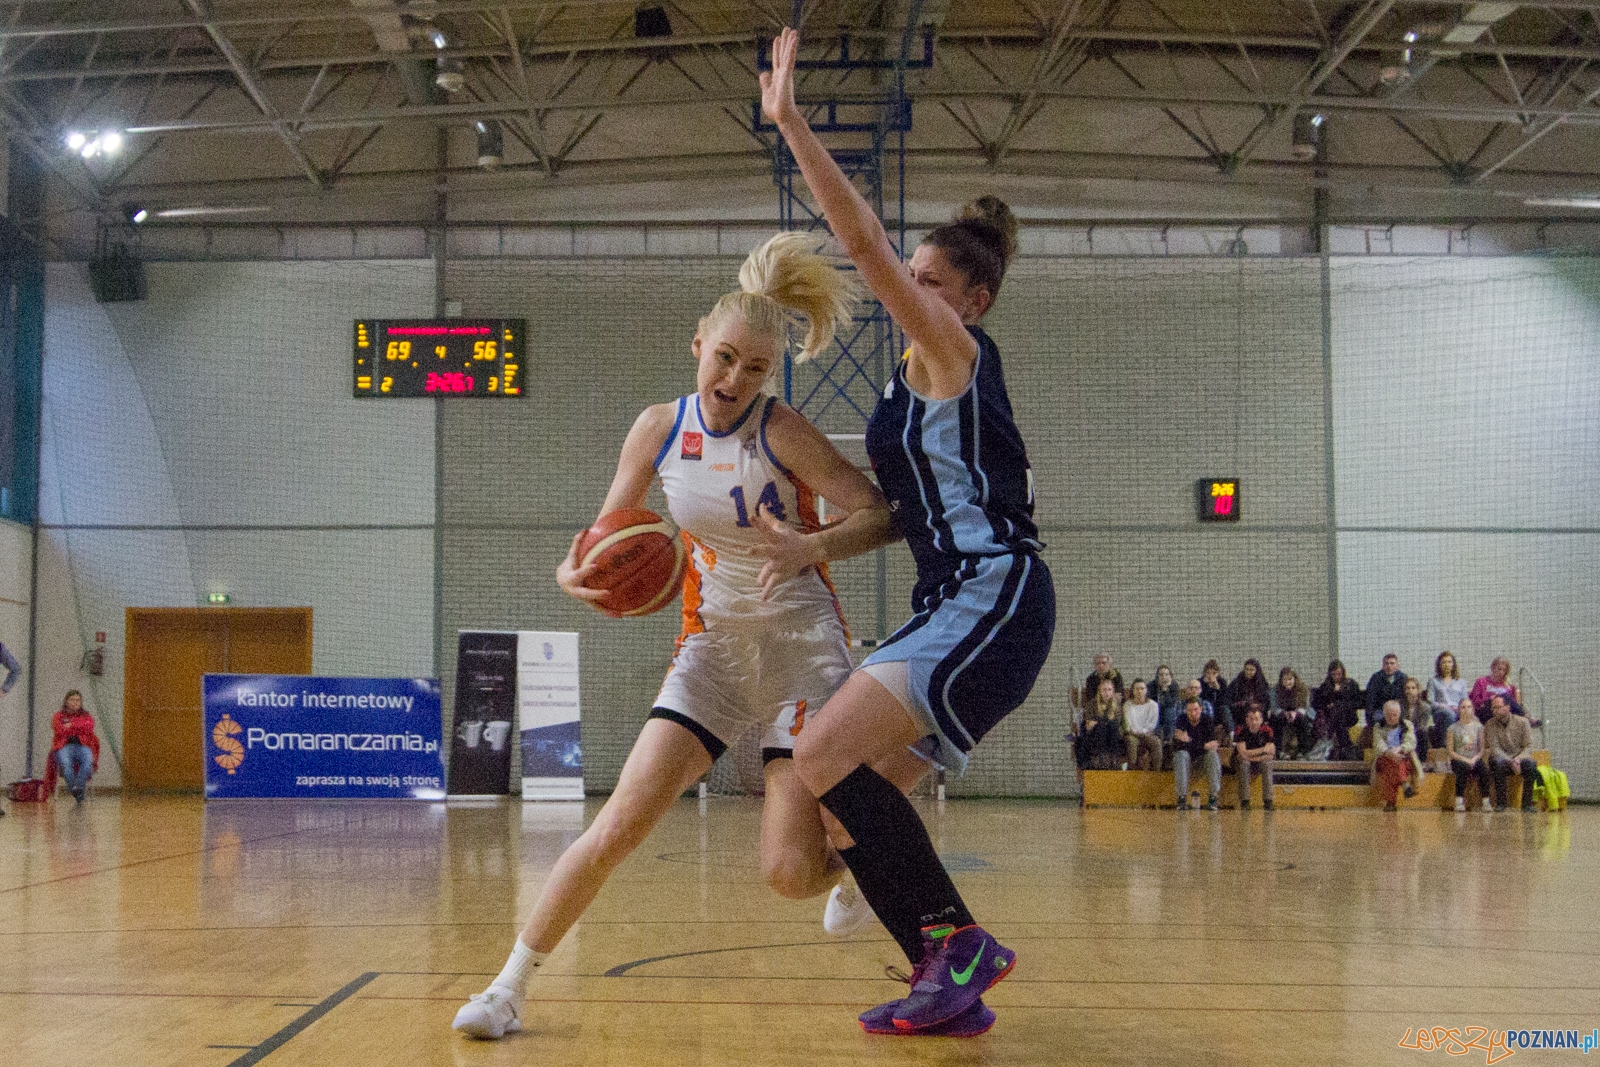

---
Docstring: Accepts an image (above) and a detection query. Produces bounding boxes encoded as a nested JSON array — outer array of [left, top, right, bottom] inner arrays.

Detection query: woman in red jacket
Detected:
[[45, 690, 100, 803]]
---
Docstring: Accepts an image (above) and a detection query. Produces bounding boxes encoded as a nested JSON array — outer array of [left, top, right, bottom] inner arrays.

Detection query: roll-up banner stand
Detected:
[[517, 631, 584, 800], [449, 631, 519, 796], [203, 675, 445, 799]]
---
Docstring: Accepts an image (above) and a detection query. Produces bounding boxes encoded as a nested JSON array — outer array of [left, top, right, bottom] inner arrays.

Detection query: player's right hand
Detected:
[[556, 531, 608, 604]]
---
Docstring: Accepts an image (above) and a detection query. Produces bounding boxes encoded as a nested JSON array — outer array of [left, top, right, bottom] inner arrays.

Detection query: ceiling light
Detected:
[[100, 130, 124, 155], [122, 202, 148, 225], [435, 56, 464, 93], [1291, 112, 1324, 162], [65, 130, 87, 151], [475, 120, 503, 169], [1522, 196, 1600, 210]]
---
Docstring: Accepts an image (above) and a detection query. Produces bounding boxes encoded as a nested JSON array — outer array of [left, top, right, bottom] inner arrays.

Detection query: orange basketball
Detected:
[[576, 508, 686, 618]]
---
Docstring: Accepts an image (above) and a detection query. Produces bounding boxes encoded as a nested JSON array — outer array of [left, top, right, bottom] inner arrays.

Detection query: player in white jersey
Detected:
[[454, 233, 898, 1040]]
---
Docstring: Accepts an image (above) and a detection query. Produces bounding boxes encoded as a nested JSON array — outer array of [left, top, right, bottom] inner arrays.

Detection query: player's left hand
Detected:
[[752, 504, 822, 600], [759, 27, 802, 126]]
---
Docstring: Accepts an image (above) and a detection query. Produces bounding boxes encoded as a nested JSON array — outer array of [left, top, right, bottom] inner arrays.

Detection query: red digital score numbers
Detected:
[[353, 319, 526, 398], [1196, 478, 1241, 523]]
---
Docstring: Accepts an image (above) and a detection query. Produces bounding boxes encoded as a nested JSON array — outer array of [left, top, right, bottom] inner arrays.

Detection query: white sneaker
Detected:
[[823, 878, 876, 936], [452, 985, 522, 1039], [1454, 797, 1466, 812], [1482, 798, 1494, 812]]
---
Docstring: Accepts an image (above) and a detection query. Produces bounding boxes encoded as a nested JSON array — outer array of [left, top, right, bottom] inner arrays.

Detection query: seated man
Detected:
[[1232, 703, 1275, 811], [1082, 652, 1124, 708], [1370, 699, 1421, 811], [1171, 697, 1222, 811], [1483, 695, 1539, 812]]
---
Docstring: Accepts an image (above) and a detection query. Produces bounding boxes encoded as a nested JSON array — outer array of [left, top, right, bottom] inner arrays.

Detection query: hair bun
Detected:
[[956, 195, 1018, 263]]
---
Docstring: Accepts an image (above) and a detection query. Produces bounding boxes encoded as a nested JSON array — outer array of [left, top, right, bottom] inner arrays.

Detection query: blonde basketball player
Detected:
[[454, 233, 897, 1039]]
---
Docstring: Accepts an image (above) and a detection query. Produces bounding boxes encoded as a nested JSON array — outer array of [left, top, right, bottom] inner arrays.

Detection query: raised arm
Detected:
[[556, 404, 675, 605], [760, 28, 978, 398]]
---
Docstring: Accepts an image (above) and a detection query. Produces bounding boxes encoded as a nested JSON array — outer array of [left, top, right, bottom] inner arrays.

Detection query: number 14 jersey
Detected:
[[653, 393, 844, 630]]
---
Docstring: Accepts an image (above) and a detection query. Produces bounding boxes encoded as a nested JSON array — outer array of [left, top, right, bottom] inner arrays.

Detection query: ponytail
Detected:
[[699, 232, 860, 364]]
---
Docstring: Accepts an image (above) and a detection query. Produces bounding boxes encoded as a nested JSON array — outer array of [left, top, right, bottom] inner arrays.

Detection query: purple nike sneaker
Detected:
[[861, 997, 994, 1037], [891, 924, 1015, 1031]]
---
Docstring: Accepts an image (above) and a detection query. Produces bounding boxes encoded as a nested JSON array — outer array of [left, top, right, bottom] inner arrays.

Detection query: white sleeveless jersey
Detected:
[[653, 394, 844, 633]]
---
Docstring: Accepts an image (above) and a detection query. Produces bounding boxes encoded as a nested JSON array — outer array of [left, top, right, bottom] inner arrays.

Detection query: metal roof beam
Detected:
[[182, 0, 326, 187]]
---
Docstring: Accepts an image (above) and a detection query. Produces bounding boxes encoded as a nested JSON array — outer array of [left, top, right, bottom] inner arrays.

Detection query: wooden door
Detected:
[[124, 608, 312, 791]]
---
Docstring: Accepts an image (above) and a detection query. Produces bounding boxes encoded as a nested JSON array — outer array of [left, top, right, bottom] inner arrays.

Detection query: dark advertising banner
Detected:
[[203, 675, 445, 799], [450, 631, 519, 795]]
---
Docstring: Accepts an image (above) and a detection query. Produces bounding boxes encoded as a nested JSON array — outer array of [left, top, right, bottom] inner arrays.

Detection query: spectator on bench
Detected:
[[1365, 653, 1408, 731], [1371, 700, 1421, 811], [1427, 651, 1467, 743], [1172, 696, 1222, 811], [1270, 666, 1313, 761], [1151, 665, 1181, 761], [1200, 660, 1228, 732], [1470, 657, 1525, 722], [1224, 659, 1270, 741], [1399, 677, 1436, 764], [1232, 703, 1275, 811], [1075, 677, 1125, 771], [1446, 697, 1492, 813], [1122, 679, 1162, 771], [1484, 695, 1539, 813], [1312, 659, 1363, 761], [1083, 652, 1124, 708]]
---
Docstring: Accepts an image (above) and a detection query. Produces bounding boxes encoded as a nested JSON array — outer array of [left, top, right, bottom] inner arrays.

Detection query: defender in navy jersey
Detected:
[[763, 27, 1055, 1037]]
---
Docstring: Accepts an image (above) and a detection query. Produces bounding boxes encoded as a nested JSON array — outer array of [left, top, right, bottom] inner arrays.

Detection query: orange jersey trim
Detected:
[[676, 530, 707, 651], [790, 479, 850, 643]]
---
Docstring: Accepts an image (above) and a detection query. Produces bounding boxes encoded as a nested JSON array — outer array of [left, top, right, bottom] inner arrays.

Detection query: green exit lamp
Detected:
[[207, 592, 231, 605]]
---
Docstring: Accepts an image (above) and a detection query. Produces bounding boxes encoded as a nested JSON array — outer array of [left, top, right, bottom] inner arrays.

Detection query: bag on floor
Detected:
[[1534, 766, 1570, 812], [7, 778, 49, 803]]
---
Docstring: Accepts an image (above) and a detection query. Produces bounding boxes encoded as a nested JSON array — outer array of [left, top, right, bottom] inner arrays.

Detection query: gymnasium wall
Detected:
[[1331, 257, 1600, 800], [436, 255, 1333, 796], [34, 261, 437, 786], [0, 518, 30, 782], [30, 239, 1599, 800]]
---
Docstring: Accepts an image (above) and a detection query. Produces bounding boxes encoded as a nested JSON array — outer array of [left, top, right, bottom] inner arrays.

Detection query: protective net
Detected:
[[31, 246, 1600, 799]]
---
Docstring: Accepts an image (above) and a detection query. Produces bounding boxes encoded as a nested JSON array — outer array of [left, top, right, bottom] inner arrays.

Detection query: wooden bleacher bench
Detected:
[[1082, 752, 1552, 809]]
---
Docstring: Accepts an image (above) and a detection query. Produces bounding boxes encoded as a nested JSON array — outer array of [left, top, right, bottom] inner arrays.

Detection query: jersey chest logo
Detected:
[[681, 432, 703, 460]]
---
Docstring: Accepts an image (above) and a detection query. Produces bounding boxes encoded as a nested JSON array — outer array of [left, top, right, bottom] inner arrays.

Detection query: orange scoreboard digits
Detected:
[[1196, 478, 1240, 523], [353, 319, 526, 398]]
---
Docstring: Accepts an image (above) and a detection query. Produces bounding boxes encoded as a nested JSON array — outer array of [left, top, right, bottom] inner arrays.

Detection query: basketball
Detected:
[[576, 508, 686, 618]]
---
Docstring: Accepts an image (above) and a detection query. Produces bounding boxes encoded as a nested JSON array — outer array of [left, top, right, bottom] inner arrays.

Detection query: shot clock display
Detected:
[[353, 319, 526, 398], [1197, 478, 1241, 523]]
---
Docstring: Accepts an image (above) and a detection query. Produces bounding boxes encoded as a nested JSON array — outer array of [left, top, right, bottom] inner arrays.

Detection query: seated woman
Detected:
[[44, 690, 100, 803], [1150, 665, 1181, 763], [1426, 651, 1467, 746], [1446, 697, 1492, 812], [1370, 700, 1422, 811], [1269, 666, 1313, 760], [1311, 660, 1363, 761], [1399, 677, 1436, 764], [1469, 656, 1525, 722], [1224, 659, 1270, 740], [1121, 679, 1162, 771], [1074, 678, 1126, 771]]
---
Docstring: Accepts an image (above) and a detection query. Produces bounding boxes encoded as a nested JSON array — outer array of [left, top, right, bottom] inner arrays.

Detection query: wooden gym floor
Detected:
[[1, 794, 1594, 1066]]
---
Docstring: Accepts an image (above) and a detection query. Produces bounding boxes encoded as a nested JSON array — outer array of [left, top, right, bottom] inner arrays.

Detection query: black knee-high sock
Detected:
[[821, 765, 974, 964]]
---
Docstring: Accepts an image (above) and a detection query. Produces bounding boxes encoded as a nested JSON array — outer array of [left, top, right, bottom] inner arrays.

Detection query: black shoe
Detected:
[[1239, 800, 1250, 811], [1403, 784, 1416, 799], [1522, 803, 1538, 813], [1205, 797, 1218, 811], [1494, 803, 1508, 812], [1262, 799, 1273, 811], [1175, 799, 1190, 811]]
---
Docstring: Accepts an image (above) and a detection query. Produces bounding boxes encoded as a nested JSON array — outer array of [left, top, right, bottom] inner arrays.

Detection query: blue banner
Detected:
[[203, 674, 445, 799]]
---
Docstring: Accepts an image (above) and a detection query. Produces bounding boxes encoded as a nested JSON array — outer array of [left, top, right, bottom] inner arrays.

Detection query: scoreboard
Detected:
[[1196, 478, 1241, 523], [354, 319, 525, 398]]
